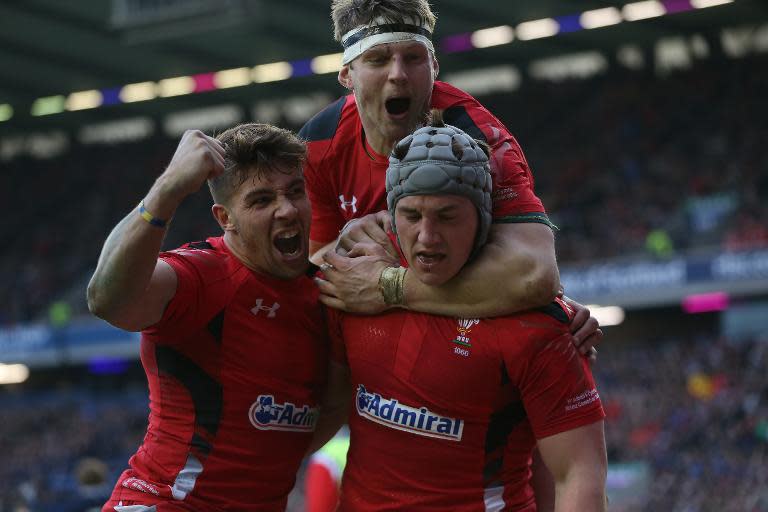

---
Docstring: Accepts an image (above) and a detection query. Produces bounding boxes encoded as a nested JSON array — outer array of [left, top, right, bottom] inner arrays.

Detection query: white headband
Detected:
[[340, 16, 434, 65]]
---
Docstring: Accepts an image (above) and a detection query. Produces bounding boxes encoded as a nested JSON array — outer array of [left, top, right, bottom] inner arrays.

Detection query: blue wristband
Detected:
[[138, 200, 168, 228]]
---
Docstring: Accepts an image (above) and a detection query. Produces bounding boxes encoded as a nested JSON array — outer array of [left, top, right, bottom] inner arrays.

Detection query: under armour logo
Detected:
[[251, 299, 280, 318], [339, 194, 358, 213]]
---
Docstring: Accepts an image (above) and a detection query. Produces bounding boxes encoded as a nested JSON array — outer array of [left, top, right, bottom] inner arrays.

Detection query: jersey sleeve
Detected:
[[503, 323, 605, 440], [441, 93, 551, 227], [486, 131, 547, 223], [147, 247, 233, 341]]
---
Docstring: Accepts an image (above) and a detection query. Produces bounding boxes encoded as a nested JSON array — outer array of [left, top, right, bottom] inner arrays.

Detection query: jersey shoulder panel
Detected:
[[163, 237, 243, 286], [299, 95, 349, 142], [433, 83, 491, 142], [432, 80, 475, 103], [432, 81, 507, 142], [490, 299, 573, 353], [533, 298, 573, 325], [152, 237, 249, 332], [442, 104, 488, 142]]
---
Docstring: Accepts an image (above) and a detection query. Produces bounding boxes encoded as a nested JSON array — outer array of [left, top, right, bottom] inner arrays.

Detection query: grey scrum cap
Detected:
[[385, 123, 492, 258]]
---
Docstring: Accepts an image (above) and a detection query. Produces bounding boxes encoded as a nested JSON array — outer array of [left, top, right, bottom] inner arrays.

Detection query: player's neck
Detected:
[[361, 128, 390, 162], [222, 232, 267, 276]]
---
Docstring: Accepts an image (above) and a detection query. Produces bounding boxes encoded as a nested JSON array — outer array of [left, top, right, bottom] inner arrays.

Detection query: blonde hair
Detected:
[[331, 0, 437, 42]]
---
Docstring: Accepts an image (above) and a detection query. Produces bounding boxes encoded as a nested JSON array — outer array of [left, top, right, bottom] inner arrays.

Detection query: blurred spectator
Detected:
[[303, 429, 349, 512], [0, 380, 148, 512], [71, 457, 111, 512], [596, 335, 768, 512], [645, 229, 675, 259]]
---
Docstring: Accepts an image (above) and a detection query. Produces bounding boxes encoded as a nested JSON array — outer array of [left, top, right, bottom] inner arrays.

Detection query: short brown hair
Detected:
[[331, 0, 437, 43], [208, 123, 306, 204]]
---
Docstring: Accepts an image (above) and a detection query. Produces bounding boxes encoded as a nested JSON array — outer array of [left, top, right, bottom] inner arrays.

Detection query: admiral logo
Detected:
[[356, 385, 463, 441], [248, 394, 318, 432], [452, 318, 480, 347]]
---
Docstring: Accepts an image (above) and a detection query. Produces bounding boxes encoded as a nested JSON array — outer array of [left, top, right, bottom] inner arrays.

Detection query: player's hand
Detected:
[[314, 251, 392, 314], [565, 298, 603, 360], [335, 211, 398, 260], [346, 241, 400, 263], [156, 130, 227, 203]]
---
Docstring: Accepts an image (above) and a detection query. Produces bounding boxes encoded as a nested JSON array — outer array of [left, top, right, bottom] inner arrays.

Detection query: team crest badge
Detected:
[[452, 318, 480, 347]]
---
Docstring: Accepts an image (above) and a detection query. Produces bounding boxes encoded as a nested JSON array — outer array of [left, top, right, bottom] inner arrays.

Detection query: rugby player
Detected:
[[318, 118, 608, 511], [88, 124, 328, 511]]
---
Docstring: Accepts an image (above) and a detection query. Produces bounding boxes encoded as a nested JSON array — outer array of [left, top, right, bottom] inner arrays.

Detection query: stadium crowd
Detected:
[[514, 54, 768, 263], [2, 54, 766, 326], [599, 334, 768, 511], [1, 333, 766, 511], [0, 380, 148, 512]]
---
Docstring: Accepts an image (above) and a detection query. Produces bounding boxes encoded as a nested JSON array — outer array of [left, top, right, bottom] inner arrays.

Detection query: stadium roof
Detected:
[[0, 0, 765, 134]]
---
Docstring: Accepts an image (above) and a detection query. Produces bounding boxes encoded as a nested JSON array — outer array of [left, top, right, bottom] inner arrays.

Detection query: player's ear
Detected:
[[431, 56, 439, 81], [338, 65, 353, 90], [212, 203, 236, 232]]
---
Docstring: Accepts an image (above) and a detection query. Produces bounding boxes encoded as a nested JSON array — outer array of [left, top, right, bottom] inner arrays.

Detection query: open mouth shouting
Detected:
[[273, 228, 303, 259], [385, 97, 411, 118]]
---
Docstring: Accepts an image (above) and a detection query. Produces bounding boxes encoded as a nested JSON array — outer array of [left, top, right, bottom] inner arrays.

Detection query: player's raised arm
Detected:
[[87, 130, 225, 331]]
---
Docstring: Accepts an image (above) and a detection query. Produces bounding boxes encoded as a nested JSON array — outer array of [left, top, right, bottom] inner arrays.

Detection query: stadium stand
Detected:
[[600, 335, 768, 511], [1, 54, 766, 325]]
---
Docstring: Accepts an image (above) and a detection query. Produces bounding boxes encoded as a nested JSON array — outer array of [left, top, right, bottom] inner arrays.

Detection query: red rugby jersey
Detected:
[[104, 237, 328, 512], [300, 81, 549, 246], [329, 299, 604, 511]]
